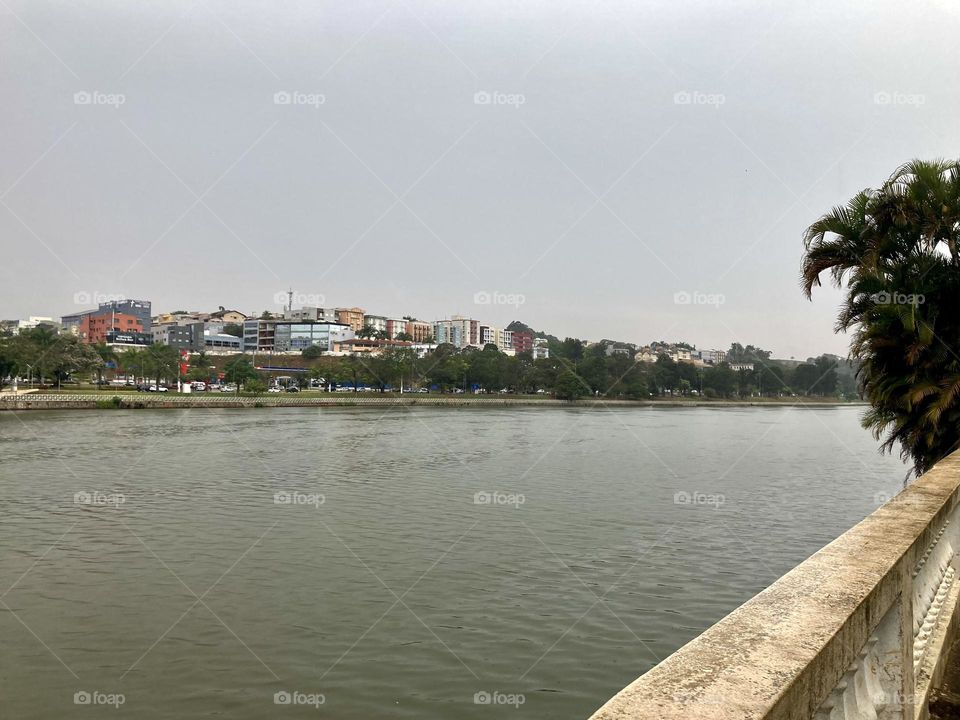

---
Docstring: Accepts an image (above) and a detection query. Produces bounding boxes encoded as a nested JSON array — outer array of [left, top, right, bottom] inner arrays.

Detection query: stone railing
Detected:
[[588, 450, 960, 720]]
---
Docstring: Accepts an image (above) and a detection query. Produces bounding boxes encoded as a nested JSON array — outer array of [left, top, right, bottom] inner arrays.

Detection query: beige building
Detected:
[[406, 320, 433, 343], [208, 308, 247, 324], [335, 307, 365, 332]]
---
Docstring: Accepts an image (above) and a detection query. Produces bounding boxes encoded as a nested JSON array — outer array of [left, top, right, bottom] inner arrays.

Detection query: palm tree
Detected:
[[803, 159, 960, 475], [118, 348, 145, 384], [145, 343, 181, 389]]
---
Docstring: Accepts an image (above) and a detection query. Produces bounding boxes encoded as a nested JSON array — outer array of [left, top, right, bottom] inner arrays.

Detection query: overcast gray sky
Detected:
[[2, 0, 957, 358]]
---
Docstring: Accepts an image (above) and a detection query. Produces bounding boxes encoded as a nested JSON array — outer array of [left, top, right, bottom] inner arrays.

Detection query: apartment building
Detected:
[[406, 320, 433, 343], [433, 317, 479, 348], [363, 315, 388, 335], [334, 307, 365, 332], [479, 325, 513, 352], [512, 331, 534, 354]]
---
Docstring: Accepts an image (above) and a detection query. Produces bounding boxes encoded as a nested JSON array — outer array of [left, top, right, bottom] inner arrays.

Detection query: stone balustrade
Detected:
[[588, 451, 960, 720]]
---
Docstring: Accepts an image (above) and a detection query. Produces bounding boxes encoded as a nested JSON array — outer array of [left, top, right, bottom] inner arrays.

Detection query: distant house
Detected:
[[208, 307, 247, 324]]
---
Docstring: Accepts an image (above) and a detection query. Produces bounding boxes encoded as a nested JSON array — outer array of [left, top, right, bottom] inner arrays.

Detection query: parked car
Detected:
[[286, 386, 300, 393], [267, 387, 282, 393], [417, 387, 429, 393], [222, 384, 237, 392], [149, 385, 168, 393], [191, 382, 206, 391]]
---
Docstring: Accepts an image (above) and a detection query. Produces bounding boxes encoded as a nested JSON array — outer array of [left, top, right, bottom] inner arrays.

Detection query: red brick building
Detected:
[[78, 311, 142, 344]]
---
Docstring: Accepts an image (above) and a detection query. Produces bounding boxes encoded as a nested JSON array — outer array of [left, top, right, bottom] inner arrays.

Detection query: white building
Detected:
[[364, 315, 388, 335], [533, 338, 550, 360], [0, 316, 60, 333], [433, 317, 479, 348]]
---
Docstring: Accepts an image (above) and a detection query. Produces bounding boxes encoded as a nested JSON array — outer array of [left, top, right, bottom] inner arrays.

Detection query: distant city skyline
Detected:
[[3, 0, 958, 359]]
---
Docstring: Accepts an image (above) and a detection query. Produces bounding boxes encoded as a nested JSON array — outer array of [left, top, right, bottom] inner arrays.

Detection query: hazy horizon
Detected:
[[3, 0, 958, 358]]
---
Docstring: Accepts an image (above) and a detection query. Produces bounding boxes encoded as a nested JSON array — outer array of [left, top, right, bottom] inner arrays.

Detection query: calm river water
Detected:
[[0, 406, 905, 719]]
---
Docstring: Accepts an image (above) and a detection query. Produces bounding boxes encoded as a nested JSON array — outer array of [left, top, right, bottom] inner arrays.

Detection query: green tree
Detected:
[[334, 356, 368, 392], [92, 343, 117, 387], [118, 348, 146, 383], [703, 364, 736, 398], [222, 323, 244, 338], [555, 368, 587, 400], [244, 378, 267, 394], [223, 354, 259, 394], [19, 325, 60, 385], [0, 335, 19, 389], [302, 345, 324, 359], [145, 343, 181, 389], [803, 159, 960, 473]]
